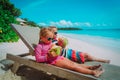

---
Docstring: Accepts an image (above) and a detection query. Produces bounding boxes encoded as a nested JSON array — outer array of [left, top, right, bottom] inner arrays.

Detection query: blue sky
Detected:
[[10, 0, 120, 29]]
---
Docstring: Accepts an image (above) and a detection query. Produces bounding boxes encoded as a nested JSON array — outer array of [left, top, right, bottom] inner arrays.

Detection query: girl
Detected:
[[34, 27, 104, 77]]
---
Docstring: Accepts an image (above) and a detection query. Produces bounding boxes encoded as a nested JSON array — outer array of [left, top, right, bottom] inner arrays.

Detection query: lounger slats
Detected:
[[10, 24, 40, 55], [7, 53, 96, 80]]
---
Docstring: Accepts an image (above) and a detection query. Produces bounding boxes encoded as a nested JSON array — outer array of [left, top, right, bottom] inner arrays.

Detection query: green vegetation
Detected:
[[58, 27, 82, 30], [0, 0, 21, 42]]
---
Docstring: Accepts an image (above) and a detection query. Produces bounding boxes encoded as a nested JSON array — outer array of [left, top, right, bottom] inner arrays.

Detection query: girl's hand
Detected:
[[48, 51, 58, 58]]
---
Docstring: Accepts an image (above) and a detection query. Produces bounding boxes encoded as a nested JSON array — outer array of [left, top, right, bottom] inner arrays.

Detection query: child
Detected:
[[34, 27, 104, 77], [48, 26, 110, 63], [48, 26, 58, 44]]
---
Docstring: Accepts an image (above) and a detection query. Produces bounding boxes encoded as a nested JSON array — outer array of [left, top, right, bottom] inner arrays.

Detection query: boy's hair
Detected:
[[48, 26, 57, 33], [49, 26, 57, 28]]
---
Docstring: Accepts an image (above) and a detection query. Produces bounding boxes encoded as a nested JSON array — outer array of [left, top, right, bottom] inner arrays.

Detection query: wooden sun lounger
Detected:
[[7, 24, 120, 80]]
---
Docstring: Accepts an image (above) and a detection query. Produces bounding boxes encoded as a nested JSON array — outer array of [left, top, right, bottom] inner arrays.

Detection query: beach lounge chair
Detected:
[[7, 24, 120, 80]]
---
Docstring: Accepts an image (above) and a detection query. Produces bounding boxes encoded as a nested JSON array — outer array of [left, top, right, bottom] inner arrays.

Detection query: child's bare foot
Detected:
[[93, 69, 104, 77], [89, 64, 102, 70]]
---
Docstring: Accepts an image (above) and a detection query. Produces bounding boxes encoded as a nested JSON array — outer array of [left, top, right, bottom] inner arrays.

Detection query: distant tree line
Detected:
[[58, 27, 82, 30]]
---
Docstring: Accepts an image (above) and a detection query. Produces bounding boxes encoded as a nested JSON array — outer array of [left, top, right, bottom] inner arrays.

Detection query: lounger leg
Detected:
[[11, 62, 20, 73]]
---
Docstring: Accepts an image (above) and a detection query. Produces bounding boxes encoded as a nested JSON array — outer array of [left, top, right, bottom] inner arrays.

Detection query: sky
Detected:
[[10, 0, 120, 29]]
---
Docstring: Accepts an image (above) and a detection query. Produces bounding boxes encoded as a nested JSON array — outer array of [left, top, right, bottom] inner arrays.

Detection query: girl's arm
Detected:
[[34, 45, 47, 62]]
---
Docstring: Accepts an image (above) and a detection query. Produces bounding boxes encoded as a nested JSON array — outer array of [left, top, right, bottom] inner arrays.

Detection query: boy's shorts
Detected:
[[64, 49, 85, 63]]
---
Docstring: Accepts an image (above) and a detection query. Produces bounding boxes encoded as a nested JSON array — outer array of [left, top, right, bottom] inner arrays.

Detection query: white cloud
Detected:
[[84, 22, 91, 27], [74, 22, 80, 26], [38, 20, 92, 28], [96, 24, 101, 26], [38, 22, 47, 26], [102, 23, 107, 26], [78, 22, 92, 27], [49, 21, 60, 26], [58, 20, 73, 27], [96, 23, 108, 27]]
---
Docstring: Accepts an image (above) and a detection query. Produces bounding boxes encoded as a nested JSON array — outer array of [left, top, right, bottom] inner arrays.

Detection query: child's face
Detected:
[[41, 32, 53, 44], [52, 28, 57, 39]]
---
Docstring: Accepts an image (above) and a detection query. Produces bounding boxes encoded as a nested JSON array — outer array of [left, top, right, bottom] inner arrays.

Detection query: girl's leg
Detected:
[[82, 53, 110, 63], [54, 57, 103, 77], [76, 63, 102, 70]]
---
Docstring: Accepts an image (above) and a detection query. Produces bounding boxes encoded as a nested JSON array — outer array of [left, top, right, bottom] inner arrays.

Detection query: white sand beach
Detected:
[[0, 35, 120, 80], [0, 39, 29, 80], [0, 39, 29, 61]]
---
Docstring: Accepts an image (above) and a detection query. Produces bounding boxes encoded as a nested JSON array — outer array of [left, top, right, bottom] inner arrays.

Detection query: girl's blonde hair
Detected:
[[40, 28, 52, 38]]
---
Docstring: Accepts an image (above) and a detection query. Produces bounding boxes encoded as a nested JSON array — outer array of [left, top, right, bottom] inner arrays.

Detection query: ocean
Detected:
[[58, 29, 120, 54]]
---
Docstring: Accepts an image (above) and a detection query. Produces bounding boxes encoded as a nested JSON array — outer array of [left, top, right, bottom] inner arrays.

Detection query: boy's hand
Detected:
[[58, 37, 68, 48], [58, 38, 64, 47]]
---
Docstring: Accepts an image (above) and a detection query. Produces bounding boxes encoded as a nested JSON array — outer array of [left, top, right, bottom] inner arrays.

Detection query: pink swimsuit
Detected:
[[34, 42, 63, 65]]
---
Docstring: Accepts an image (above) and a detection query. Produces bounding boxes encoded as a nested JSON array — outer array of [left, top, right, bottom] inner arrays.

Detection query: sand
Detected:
[[0, 39, 29, 80]]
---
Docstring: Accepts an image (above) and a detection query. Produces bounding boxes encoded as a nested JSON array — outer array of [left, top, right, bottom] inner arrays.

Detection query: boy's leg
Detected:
[[82, 53, 110, 63]]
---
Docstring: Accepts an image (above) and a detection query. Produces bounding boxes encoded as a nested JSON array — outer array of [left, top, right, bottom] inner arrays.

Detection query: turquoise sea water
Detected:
[[59, 29, 120, 39], [58, 29, 120, 54]]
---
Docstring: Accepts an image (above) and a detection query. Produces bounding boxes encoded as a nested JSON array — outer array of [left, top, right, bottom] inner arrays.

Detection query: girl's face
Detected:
[[52, 28, 57, 39], [41, 31, 53, 44]]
